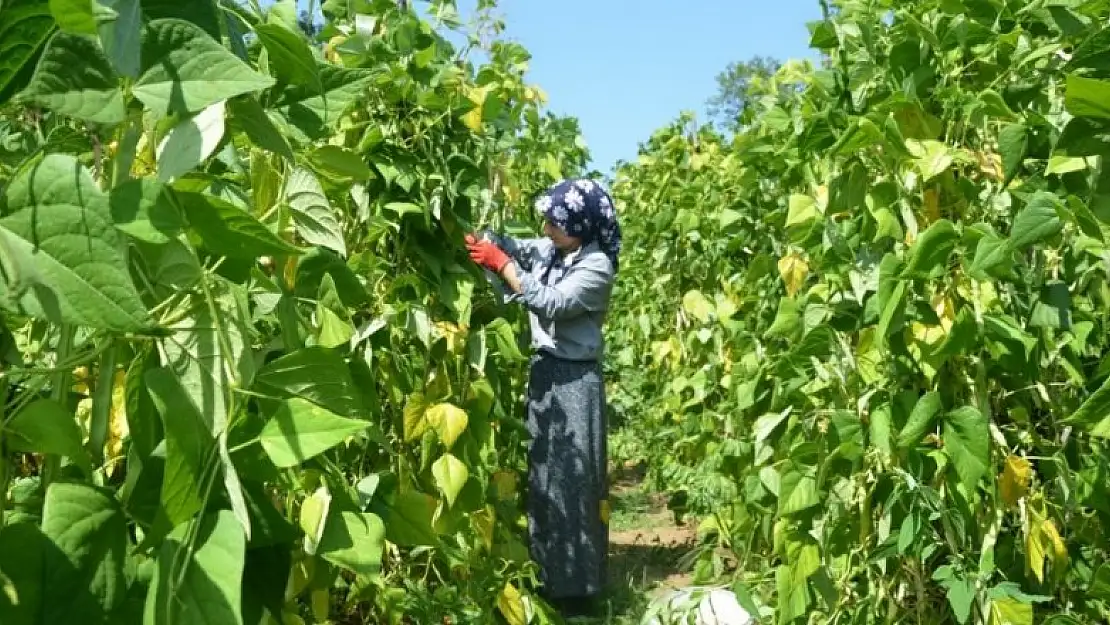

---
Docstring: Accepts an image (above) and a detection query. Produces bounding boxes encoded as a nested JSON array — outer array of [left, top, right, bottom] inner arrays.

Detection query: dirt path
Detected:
[[586, 463, 700, 622]]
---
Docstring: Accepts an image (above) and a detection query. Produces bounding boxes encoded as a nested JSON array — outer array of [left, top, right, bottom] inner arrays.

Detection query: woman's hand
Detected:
[[465, 234, 511, 273]]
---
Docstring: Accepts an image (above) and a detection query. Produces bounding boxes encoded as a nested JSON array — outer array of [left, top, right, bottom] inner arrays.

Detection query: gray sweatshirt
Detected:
[[484, 232, 615, 362]]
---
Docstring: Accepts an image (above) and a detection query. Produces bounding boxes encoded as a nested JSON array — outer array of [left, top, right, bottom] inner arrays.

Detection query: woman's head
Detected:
[[534, 178, 622, 268]]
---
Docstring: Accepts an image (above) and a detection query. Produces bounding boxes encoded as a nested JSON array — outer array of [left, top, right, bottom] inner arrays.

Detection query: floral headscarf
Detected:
[[533, 178, 622, 271]]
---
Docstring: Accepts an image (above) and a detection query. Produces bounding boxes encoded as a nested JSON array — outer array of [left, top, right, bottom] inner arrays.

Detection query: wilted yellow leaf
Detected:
[[426, 402, 468, 448], [497, 582, 531, 625], [999, 455, 1032, 506], [977, 150, 1003, 181], [403, 392, 430, 442], [471, 506, 495, 550], [778, 252, 809, 297], [460, 85, 493, 132], [1027, 513, 1068, 583], [931, 293, 956, 334], [922, 187, 941, 225]]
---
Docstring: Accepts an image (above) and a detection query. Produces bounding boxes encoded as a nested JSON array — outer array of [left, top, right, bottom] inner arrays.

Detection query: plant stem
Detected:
[[45, 324, 76, 488]]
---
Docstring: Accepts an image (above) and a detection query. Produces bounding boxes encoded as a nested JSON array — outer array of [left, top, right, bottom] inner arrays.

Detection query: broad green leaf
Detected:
[[1045, 155, 1088, 175], [317, 511, 386, 576], [97, 0, 142, 78], [897, 392, 942, 449], [907, 139, 954, 180], [140, 0, 221, 38], [299, 486, 331, 555], [309, 145, 374, 181], [943, 406, 990, 491], [133, 18, 274, 116], [40, 482, 126, 622], [254, 23, 321, 91], [997, 123, 1028, 183], [160, 286, 251, 435], [175, 191, 302, 259], [902, 219, 957, 277], [285, 166, 347, 256], [271, 64, 373, 141], [49, 0, 96, 34], [17, 32, 125, 123], [0, 523, 48, 625], [227, 97, 294, 159], [1010, 192, 1063, 249], [0, 0, 56, 103], [778, 468, 819, 515], [968, 233, 1013, 280], [145, 367, 213, 526], [4, 399, 90, 472], [1088, 563, 1110, 601], [156, 100, 227, 181], [947, 578, 976, 624], [0, 154, 152, 332], [870, 402, 893, 456], [382, 491, 438, 547], [218, 431, 252, 540], [144, 510, 245, 625], [432, 453, 469, 507], [1063, 373, 1110, 436], [254, 347, 366, 417], [785, 193, 819, 229], [259, 398, 372, 467], [1065, 75, 1110, 119], [109, 178, 182, 244]]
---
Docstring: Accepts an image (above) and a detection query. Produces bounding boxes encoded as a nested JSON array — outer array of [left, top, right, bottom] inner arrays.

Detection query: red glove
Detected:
[[465, 234, 511, 273]]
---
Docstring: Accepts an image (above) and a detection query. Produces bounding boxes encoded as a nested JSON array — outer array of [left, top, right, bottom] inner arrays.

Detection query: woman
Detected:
[[464, 177, 621, 618]]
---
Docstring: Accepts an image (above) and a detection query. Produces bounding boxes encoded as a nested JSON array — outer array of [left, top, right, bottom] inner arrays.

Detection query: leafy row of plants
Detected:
[[0, 0, 590, 623], [606, 0, 1110, 623]]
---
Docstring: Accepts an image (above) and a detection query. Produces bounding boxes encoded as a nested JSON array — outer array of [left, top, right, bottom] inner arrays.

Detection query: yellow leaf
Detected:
[[1043, 518, 1068, 579], [777, 252, 809, 297], [472, 505, 495, 550], [931, 293, 956, 334], [922, 187, 941, 225], [497, 582, 531, 625], [1026, 512, 1068, 583], [600, 499, 610, 524], [682, 290, 714, 324], [426, 402, 468, 448], [403, 392, 429, 442], [460, 85, 492, 132], [999, 455, 1032, 506]]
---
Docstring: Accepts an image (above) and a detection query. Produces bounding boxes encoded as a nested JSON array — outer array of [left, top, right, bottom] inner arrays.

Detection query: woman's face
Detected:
[[543, 219, 581, 252]]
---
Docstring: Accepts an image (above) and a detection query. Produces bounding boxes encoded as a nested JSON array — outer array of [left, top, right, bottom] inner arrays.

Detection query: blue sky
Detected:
[[268, 0, 824, 173], [450, 0, 825, 173]]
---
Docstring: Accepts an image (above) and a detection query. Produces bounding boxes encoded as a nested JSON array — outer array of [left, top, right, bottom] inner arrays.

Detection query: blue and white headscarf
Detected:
[[534, 178, 622, 271]]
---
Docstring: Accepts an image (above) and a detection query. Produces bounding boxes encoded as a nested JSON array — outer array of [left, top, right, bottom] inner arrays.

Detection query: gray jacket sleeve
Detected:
[[518, 253, 614, 321]]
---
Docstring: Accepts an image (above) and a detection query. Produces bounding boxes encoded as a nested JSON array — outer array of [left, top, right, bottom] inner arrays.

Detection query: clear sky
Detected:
[[459, 0, 825, 173], [266, 0, 825, 173]]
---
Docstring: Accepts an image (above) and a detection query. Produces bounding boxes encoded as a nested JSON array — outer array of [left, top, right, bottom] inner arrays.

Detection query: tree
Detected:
[[705, 55, 781, 132]]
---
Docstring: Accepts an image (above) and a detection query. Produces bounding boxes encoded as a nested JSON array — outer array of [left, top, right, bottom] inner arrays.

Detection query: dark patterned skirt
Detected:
[[525, 352, 609, 600]]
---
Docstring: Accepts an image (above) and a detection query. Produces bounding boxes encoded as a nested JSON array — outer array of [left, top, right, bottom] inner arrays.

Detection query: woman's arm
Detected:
[[482, 231, 546, 268], [498, 254, 613, 320]]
